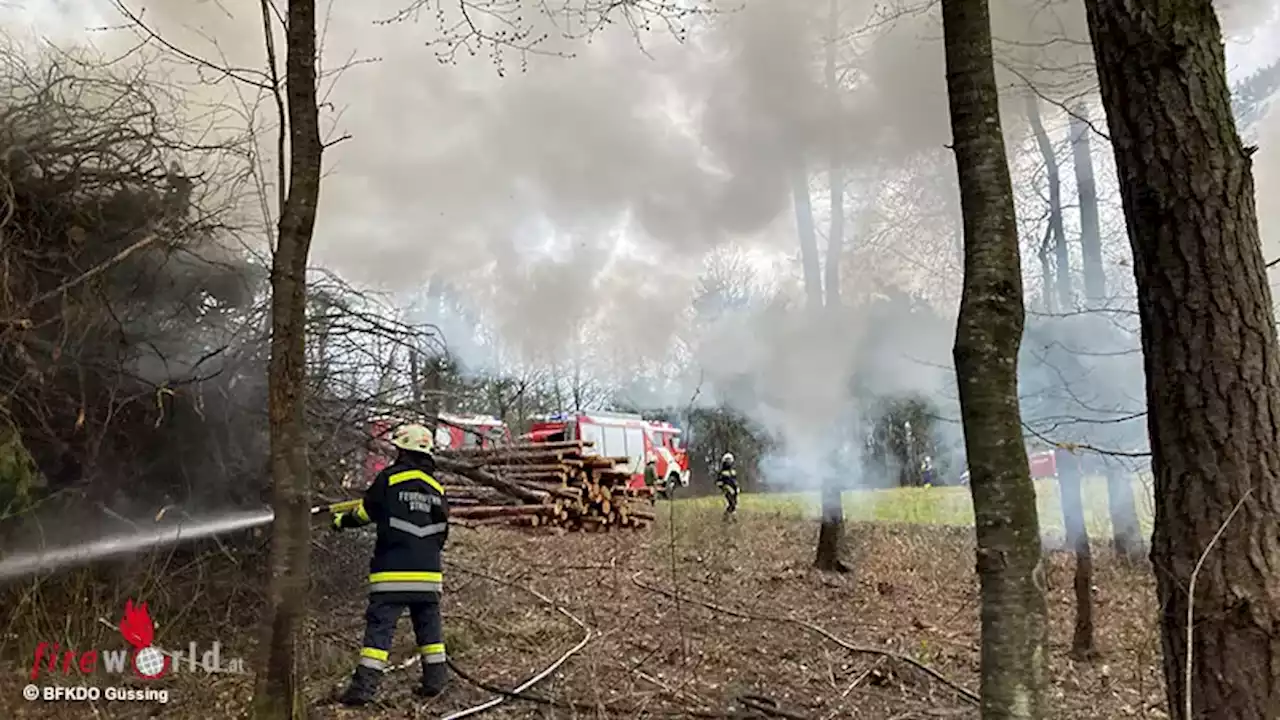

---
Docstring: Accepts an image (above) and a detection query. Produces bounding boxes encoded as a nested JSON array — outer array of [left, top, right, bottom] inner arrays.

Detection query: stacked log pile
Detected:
[[433, 440, 656, 532]]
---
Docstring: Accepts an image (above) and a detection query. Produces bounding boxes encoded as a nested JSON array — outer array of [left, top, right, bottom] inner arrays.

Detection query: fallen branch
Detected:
[[630, 574, 981, 706], [439, 562, 594, 720]]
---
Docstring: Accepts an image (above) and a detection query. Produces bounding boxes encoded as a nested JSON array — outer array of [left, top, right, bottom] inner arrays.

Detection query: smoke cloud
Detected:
[[5, 0, 1278, 500]]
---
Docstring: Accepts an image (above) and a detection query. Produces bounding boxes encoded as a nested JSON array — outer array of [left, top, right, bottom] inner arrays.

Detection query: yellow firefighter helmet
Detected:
[[390, 423, 435, 454]]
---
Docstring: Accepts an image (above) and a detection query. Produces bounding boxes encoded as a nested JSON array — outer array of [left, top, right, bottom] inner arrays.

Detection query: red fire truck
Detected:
[[523, 411, 690, 490], [958, 448, 1059, 485], [356, 413, 510, 487], [434, 412, 511, 450], [1028, 449, 1057, 478]]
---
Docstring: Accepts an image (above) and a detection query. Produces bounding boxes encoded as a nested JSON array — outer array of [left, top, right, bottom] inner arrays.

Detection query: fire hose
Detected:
[[311, 499, 362, 516]]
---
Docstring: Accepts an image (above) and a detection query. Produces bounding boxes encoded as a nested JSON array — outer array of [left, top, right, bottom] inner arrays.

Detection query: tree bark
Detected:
[[1068, 107, 1104, 304], [1057, 450, 1096, 660], [1025, 95, 1071, 312], [252, 0, 322, 718], [1084, 1, 1280, 717], [943, 0, 1049, 716]]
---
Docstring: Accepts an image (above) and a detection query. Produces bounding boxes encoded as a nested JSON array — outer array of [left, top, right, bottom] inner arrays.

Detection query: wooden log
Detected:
[[439, 449, 568, 465], [442, 484, 488, 494], [440, 440, 593, 458], [585, 456, 629, 467], [441, 485, 512, 503], [472, 451, 570, 464], [434, 456, 549, 504], [614, 486, 654, 498], [517, 478, 568, 490], [451, 504, 553, 520], [484, 463, 571, 474], [502, 471, 568, 483], [459, 515, 525, 526], [535, 486, 582, 501], [481, 450, 571, 460], [487, 458, 585, 467]]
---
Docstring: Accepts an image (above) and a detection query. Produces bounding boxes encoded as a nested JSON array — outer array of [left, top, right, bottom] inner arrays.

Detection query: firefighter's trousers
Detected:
[[347, 596, 447, 697], [718, 482, 738, 517]]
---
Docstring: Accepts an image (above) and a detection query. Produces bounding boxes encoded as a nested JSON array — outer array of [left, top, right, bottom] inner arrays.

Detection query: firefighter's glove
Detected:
[[331, 513, 346, 531]]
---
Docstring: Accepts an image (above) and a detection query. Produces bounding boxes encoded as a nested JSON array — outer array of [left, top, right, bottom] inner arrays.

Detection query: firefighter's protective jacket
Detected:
[[336, 455, 448, 599], [716, 465, 738, 489]]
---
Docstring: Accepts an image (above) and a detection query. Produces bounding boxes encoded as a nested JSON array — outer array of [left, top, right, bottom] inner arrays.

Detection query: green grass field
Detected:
[[673, 476, 1155, 541]]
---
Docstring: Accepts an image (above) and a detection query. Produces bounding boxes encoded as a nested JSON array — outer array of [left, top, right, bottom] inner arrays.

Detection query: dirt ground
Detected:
[[2, 505, 1166, 719]]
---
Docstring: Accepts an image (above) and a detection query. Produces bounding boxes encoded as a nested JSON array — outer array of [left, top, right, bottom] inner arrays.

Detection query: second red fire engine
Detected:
[[523, 411, 690, 490]]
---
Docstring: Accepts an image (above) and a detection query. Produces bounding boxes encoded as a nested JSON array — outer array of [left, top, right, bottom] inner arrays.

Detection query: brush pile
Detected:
[[433, 440, 655, 532]]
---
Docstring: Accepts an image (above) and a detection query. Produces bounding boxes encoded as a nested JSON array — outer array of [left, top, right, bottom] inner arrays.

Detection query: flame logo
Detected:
[[119, 599, 170, 679], [119, 599, 155, 648]]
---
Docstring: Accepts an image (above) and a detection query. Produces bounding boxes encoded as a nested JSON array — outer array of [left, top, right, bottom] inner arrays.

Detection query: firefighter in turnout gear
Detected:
[[644, 459, 660, 503], [716, 452, 738, 521], [333, 423, 450, 705]]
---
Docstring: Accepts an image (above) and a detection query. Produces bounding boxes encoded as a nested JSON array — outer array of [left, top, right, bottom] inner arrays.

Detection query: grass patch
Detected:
[[673, 475, 1155, 542]]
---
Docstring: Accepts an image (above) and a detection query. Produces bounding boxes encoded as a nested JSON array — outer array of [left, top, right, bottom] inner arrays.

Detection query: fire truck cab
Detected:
[[524, 411, 690, 490], [434, 412, 511, 450]]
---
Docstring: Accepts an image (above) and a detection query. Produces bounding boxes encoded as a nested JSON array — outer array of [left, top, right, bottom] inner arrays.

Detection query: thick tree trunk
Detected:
[[942, 0, 1049, 716], [1084, 1, 1280, 717], [1025, 96, 1071, 312], [1057, 450, 1096, 660], [252, 0, 322, 718]]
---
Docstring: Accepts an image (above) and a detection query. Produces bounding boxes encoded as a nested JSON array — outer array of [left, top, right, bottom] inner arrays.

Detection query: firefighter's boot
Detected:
[[415, 662, 449, 698], [339, 666, 381, 706]]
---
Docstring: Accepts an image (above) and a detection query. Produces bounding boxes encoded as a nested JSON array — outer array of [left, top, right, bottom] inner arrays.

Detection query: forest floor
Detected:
[[1, 498, 1164, 719]]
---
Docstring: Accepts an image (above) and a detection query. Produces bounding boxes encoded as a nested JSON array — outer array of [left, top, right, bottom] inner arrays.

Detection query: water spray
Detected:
[[0, 498, 361, 584]]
